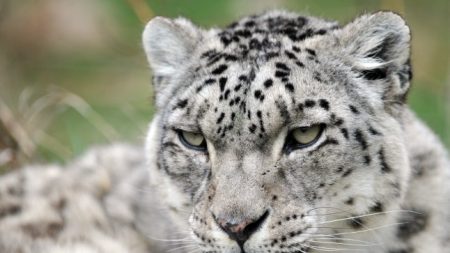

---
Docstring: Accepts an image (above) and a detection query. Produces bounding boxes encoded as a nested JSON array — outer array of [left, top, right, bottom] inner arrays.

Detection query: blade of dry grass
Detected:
[[0, 99, 35, 157], [125, 0, 154, 23]]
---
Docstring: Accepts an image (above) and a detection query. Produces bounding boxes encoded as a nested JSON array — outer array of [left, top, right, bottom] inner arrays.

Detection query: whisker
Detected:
[[307, 244, 365, 252], [309, 239, 375, 247], [319, 210, 422, 225], [145, 235, 193, 243], [166, 244, 199, 253], [314, 222, 407, 237], [310, 236, 376, 245]]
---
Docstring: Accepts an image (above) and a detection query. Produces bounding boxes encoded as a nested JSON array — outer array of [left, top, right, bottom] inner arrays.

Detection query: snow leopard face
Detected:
[[143, 10, 412, 253]]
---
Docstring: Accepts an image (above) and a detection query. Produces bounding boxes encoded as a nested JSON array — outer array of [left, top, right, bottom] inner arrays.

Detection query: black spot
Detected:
[[285, 50, 297, 60], [216, 113, 225, 124], [342, 169, 353, 177], [256, 110, 262, 119], [239, 75, 248, 82], [370, 202, 384, 213], [292, 46, 301, 52], [296, 28, 314, 41], [224, 89, 231, 100], [263, 51, 279, 60], [285, 83, 295, 92], [295, 61, 305, 68], [197, 78, 216, 93], [219, 77, 227, 91], [235, 29, 252, 38], [244, 20, 255, 27], [201, 49, 216, 59], [349, 105, 359, 114], [305, 48, 316, 56], [206, 53, 223, 66], [313, 72, 322, 82], [316, 29, 327, 35], [319, 99, 329, 110], [335, 118, 344, 126], [254, 90, 262, 99], [304, 100, 315, 108], [397, 210, 428, 240], [211, 64, 228, 75], [353, 129, 368, 150], [364, 155, 371, 165], [249, 124, 257, 133], [341, 128, 349, 139], [175, 99, 188, 109], [204, 78, 216, 85], [219, 35, 231, 46], [275, 99, 291, 125], [275, 62, 290, 71], [368, 126, 381, 135], [275, 71, 289, 78], [234, 84, 242, 92], [378, 148, 392, 173], [264, 79, 273, 88], [345, 198, 354, 205], [224, 54, 238, 61], [249, 38, 262, 50]]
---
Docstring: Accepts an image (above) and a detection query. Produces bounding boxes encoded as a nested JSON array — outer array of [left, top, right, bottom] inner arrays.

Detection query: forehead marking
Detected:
[[219, 77, 227, 91], [211, 64, 228, 75]]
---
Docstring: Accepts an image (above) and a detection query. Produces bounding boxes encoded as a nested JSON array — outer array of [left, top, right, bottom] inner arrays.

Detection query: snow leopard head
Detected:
[[143, 10, 412, 253]]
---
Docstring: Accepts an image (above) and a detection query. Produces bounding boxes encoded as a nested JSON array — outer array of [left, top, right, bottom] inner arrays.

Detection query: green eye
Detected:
[[292, 125, 322, 145], [178, 130, 207, 151], [285, 124, 324, 153]]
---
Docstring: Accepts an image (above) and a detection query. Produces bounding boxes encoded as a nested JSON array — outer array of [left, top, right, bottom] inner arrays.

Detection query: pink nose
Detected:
[[217, 219, 251, 234], [213, 210, 269, 246]]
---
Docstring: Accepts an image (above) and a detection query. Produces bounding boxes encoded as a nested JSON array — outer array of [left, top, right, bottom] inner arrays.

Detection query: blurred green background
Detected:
[[0, 0, 448, 172]]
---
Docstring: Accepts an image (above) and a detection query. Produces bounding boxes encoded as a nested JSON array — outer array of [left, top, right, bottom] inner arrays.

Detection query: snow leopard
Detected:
[[0, 10, 449, 253]]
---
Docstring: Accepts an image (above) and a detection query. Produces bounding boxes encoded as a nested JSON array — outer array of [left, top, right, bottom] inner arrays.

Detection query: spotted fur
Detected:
[[143, 10, 450, 253], [0, 10, 448, 253]]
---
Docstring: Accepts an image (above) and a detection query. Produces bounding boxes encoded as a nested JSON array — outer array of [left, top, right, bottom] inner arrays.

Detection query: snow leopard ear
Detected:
[[337, 12, 412, 102], [143, 16, 203, 86]]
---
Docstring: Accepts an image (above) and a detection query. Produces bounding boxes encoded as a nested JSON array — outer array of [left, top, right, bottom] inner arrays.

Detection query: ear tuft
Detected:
[[142, 17, 203, 77]]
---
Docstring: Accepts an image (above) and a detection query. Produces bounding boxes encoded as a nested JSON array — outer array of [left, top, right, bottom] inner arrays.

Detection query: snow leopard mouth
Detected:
[[218, 210, 270, 253]]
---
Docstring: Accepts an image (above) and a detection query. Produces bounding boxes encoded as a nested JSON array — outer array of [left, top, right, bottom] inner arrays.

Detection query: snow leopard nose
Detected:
[[213, 210, 269, 246]]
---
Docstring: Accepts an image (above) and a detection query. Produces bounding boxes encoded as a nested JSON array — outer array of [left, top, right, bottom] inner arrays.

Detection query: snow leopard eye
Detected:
[[284, 124, 325, 152], [178, 130, 207, 151]]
